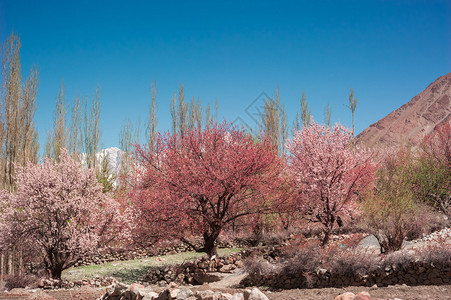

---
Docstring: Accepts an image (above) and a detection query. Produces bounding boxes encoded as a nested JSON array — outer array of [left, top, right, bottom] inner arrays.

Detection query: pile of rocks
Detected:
[[143, 253, 244, 285], [98, 282, 269, 300], [39, 276, 117, 289], [407, 227, 451, 245]]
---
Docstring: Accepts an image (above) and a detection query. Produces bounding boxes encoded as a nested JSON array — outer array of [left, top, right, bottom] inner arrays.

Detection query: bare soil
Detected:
[[40, 284, 451, 300], [264, 284, 451, 300]]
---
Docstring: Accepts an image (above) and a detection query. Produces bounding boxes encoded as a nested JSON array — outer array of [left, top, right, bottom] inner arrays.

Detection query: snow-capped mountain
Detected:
[[80, 147, 126, 174], [97, 147, 124, 173]]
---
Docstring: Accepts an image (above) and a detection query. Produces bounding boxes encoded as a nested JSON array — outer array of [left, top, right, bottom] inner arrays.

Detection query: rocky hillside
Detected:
[[356, 72, 451, 149]]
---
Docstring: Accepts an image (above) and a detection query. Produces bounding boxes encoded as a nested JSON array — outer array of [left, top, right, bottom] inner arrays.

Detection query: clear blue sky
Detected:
[[0, 0, 450, 151]]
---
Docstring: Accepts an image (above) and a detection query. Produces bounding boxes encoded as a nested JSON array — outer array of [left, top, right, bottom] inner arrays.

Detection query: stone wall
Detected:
[[74, 238, 249, 267], [241, 260, 451, 289]]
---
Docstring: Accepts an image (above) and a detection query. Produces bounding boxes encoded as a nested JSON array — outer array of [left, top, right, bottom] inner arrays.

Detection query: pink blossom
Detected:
[[0, 149, 127, 279], [286, 119, 375, 245]]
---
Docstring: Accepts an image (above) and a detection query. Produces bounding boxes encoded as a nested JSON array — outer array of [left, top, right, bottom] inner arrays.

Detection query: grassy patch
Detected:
[[62, 248, 241, 284]]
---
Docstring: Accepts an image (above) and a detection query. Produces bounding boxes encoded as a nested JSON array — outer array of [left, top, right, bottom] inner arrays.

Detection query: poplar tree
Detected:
[[45, 81, 68, 161], [82, 87, 101, 169], [348, 88, 357, 135], [261, 88, 288, 156], [170, 84, 218, 134], [293, 91, 311, 133], [0, 32, 39, 277], [118, 118, 140, 190], [170, 84, 188, 137], [0, 32, 39, 192], [69, 96, 82, 160], [146, 81, 158, 151], [324, 104, 331, 127]]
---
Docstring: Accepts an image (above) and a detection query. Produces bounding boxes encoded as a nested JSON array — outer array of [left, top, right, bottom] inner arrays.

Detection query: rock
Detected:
[[317, 268, 328, 275], [138, 287, 157, 297], [231, 293, 244, 300], [158, 289, 171, 300], [219, 293, 233, 300], [142, 291, 160, 300], [108, 282, 129, 297], [354, 292, 371, 300], [235, 261, 244, 268], [177, 288, 194, 300], [243, 289, 252, 300], [334, 292, 356, 300], [357, 235, 381, 254], [192, 272, 222, 284], [129, 283, 145, 294], [195, 290, 216, 300], [219, 264, 234, 273], [170, 288, 180, 299], [245, 288, 268, 300]]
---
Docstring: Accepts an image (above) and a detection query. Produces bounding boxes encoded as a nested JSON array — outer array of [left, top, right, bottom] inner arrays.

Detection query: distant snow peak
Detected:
[[97, 147, 124, 172]]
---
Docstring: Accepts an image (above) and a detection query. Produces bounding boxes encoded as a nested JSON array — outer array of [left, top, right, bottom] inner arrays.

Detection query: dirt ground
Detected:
[[2, 282, 450, 299], [264, 284, 451, 300], [39, 284, 451, 300]]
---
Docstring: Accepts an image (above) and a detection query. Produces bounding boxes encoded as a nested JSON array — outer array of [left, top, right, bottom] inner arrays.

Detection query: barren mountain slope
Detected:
[[357, 72, 451, 149]]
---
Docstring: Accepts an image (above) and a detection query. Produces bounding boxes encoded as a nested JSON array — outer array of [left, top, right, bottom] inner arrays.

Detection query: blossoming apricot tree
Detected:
[[287, 119, 374, 246], [131, 122, 284, 257], [0, 150, 126, 279]]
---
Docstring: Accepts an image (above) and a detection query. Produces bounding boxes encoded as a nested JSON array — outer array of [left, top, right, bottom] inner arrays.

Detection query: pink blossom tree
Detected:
[[0, 150, 126, 279], [417, 122, 451, 216], [130, 122, 284, 257], [286, 119, 374, 246]]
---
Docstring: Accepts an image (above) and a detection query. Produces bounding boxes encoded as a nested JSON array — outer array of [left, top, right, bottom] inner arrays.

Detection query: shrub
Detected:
[[325, 248, 380, 276], [413, 125, 451, 217], [405, 204, 448, 240], [360, 149, 419, 253], [249, 228, 293, 247], [244, 255, 281, 276], [412, 235, 451, 266], [284, 239, 322, 273], [4, 274, 38, 290]]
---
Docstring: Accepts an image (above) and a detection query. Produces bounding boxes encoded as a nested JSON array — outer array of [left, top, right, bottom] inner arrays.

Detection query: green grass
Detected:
[[62, 248, 241, 284]]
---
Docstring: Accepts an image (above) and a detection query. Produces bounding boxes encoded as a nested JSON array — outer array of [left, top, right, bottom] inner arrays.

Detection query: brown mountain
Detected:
[[356, 72, 451, 149]]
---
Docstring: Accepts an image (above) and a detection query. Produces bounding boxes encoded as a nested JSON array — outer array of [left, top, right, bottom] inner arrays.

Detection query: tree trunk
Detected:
[[203, 234, 218, 258], [50, 266, 63, 280], [1, 252, 4, 280], [18, 248, 23, 276], [180, 233, 219, 258], [321, 228, 331, 247], [8, 248, 14, 276]]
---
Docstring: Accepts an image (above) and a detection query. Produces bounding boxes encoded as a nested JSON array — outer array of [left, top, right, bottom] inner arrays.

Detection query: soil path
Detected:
[[265, 284, 451, 300], [207, 269, 248, 289]]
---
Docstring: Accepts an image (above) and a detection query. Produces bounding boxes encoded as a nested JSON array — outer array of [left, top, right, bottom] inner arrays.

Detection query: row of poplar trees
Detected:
[[1, 31, 358, 193]]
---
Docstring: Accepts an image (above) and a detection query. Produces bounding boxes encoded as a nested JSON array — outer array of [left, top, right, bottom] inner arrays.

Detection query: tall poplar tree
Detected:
[[45, 81, 68, 161], [348, 88, 357, 135], [0, 32, 39, 192], [261, 88, 288, 156], [293, 91, 311, 133]]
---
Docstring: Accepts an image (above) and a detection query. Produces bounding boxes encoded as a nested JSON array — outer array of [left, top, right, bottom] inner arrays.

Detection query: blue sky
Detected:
[[0, 0, 450, 151]]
